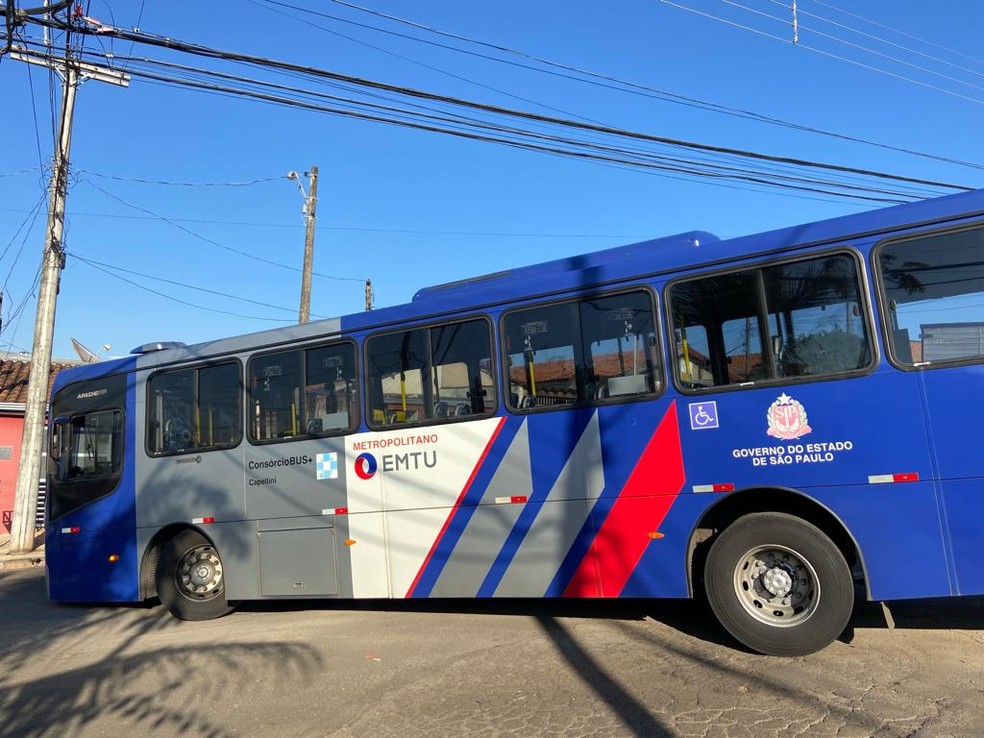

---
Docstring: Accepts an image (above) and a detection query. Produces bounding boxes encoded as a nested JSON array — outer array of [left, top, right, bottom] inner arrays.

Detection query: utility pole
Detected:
[[7, 49, 128, 554], [289, 165, 319, 324], [8, 62, 77, 554]]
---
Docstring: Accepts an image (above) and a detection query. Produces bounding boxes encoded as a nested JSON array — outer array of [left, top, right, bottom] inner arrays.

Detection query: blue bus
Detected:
[[45, 188, 984, 655]]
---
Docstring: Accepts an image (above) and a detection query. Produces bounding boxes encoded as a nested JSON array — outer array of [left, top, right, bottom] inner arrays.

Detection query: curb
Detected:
[[0, 553, 45, 572], [0, 534, 46, 572]]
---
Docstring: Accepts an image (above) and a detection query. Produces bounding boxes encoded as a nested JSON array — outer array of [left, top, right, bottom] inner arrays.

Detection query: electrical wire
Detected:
[[248, 0, 603, 126], [1, 203, 644, 238], [124, 58, 951, 201], [102, 50, 944, 200], [659, 0, 984, 106], [21, 19, 969, 197], [43, 42, 960, 203], [69, 254, 298, 322], [77, 170, 285, 187], [321, 0, 984, 171], [1, 265, 42, 355], [744, 0, 984, 94], [68, 252, 322, 317], [107, 64, 913, 203], [811, 0, 984, 70], [80, 177, 366, 282], [0, 192, 46, 294]]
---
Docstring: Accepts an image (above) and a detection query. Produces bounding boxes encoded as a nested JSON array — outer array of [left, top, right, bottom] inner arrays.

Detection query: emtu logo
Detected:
[[354, 453, 378, 480]]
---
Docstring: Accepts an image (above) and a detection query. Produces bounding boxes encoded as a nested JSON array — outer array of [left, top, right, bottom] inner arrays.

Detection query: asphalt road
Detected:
[[1, 568, 982, 737]]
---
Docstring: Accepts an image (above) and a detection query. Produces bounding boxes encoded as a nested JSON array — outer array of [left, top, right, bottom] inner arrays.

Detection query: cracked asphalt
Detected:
[[1, 567, 981, 737]]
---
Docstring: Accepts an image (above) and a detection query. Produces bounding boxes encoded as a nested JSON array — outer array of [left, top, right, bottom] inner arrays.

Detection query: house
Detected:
[[0, 356, 77, 533]]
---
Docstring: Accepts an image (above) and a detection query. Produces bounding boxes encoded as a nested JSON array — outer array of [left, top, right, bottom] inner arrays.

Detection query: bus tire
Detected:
[[157, 529, 233, 621], [703, 512, 853, 656]]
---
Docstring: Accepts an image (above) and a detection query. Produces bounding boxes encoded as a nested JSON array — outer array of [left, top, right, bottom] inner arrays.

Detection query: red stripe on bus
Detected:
[[405, 417, 507, 598], [563, 402, 685, 597]]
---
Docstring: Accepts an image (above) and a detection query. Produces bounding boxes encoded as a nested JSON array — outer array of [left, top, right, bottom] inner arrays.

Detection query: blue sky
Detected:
[[0, 0, 981, 360]]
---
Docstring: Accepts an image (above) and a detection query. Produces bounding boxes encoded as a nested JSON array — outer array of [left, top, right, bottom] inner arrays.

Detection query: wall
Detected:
[[0, 414, 24, 534]]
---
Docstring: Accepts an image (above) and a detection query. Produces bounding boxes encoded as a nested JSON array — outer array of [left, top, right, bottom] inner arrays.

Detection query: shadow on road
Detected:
[[233, 589, 984, 642], [0, 570, 324, 738], [535, 614, 672, 736]]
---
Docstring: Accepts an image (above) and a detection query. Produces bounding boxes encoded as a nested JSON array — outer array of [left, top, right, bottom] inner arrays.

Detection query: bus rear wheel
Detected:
[[157, 529, 234, 621], [703, 512, 853, 656]]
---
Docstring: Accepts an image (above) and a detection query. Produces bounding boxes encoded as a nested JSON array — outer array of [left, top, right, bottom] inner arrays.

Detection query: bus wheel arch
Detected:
[[140, 524, 190, 601], [687, 488, 865, 656], [143, 525, 234, 621]]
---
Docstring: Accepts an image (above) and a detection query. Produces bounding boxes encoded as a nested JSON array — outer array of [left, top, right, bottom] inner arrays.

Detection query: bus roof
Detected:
[[52, 186, 984, 394]]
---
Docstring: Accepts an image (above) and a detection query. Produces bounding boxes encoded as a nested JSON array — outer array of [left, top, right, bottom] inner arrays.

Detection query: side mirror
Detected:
[[49, 420, 64, 461]]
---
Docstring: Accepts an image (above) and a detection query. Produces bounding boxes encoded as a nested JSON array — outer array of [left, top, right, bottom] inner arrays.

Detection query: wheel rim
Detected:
[[175, 544, 224, 602], [732, 544, 819, 627]]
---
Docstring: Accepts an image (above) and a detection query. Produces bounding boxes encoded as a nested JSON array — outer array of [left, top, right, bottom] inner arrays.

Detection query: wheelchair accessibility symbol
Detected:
[[688, 401, 719, 430]]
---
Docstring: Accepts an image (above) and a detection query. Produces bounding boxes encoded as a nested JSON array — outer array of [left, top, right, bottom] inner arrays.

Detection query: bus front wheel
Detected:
[[704, 512, 853, 656], [157, 529, 234, 621]]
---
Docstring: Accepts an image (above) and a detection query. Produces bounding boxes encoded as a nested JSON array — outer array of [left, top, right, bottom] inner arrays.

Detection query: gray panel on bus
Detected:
[[244, 438, 348, 520], [258, 522, 338, 596]]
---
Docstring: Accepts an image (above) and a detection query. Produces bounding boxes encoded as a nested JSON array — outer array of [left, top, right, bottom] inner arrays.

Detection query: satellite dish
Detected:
[[71, 338, 105, 363]]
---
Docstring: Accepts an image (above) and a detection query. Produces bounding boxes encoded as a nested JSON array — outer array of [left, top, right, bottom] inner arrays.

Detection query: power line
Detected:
[[0, 192, 46, 294], [0, 204, 645, 237], [1, 265, 42, 356], [0, 168, 40, 178], [93, 60, 918, 203], [68, 252, 324, 317], [26, 18, 969, 197], [249, 0, 603, 126], [100, 49, 945, 199], [77, 170, 286, 187], [811, 0, 984, 69], [764, 0, 984, 83], [322, 0, 984, 171], [80, 176, 366, 282], [741, 0, 984, 95], [69, 253, 299, 323], [659, 0, 984, 107], [42, 43, 959, 203]]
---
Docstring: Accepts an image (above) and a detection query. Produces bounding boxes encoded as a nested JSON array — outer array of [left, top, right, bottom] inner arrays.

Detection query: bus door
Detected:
[[877, 224, 984, 595]]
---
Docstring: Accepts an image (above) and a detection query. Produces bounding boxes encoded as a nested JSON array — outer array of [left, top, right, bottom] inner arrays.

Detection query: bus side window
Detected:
[[878, 226, 984, 365], [579, 291, 660, 399], [365, 319, 495, 428], [248, 343, 357, 442], [304, 343, 358, 434], [149, 362, 243, 454], [505, 289, 660, 410], [504, 303, 578, 410], [668, 253, 871, 389], [149, 368, 196, 453]]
